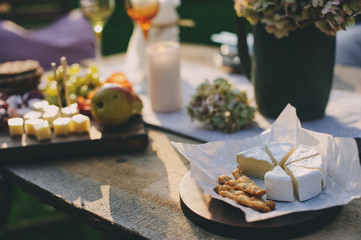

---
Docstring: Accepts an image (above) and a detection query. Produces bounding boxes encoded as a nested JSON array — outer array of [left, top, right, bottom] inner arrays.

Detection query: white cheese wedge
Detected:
[[283, 145, 319, 166], [265, 166, 294, 202], [34, 120, 51, 141], [265, 142, 295, 166], [288, 154, 327, 188], [53, 117, 73, 135], [237, 146, 275, 178], [71, 114, 90, 133], [24, 118, 44, 136], [8, 118, 24, 136], [284, 164, 322, 201]]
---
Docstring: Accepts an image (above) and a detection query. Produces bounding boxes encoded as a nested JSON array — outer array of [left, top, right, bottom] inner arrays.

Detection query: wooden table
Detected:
[[1, 44, 361, 239]]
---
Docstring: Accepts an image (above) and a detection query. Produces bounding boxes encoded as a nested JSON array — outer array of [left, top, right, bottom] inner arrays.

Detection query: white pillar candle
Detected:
[[146, 41, 182, 112]]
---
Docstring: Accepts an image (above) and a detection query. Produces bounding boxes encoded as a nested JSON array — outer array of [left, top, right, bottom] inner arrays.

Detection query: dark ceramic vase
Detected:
[[237, 18, 336, 121]]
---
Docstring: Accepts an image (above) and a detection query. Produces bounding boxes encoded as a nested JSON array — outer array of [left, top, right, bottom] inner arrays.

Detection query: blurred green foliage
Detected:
[[97, 0, 236, 55]]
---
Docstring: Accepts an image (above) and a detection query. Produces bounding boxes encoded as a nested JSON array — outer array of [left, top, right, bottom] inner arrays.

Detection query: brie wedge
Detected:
[[288, 154, 327, 188], [265, 142, 295, 167], [283, 145, 319, 166], [237, 146, 274, 178], [265, 166, 294, 202], [284, 164, 322, 201]]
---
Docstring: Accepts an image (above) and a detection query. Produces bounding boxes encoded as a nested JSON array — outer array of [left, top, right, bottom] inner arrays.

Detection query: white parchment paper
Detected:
[[172, 104, 361, 222]]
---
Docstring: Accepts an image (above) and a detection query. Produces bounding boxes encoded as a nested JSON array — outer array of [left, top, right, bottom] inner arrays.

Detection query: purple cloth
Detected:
[[0, 10, 95, 70]]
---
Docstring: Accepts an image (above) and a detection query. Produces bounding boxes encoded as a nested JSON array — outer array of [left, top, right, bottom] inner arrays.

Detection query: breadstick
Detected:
[[214, 184, 275, 212]]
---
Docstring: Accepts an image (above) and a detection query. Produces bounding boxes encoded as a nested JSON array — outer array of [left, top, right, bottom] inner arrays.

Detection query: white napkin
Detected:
[[172, 104, 361, 222]]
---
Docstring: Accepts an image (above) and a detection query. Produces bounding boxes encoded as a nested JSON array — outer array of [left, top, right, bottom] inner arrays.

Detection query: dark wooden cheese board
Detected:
[[0, 115, 148, 164]]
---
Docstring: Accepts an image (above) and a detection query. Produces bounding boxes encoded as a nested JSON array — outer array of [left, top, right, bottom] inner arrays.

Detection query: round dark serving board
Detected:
[[179, 171, 341, 239]]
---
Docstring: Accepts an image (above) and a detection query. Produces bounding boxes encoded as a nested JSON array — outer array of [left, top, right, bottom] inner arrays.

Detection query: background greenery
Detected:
[[0, 0, 236, 239], [81, 0, 236, 55]]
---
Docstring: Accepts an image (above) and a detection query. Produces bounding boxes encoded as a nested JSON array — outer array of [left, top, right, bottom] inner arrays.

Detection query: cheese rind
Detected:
[[284, 164, 322, 201], [289, 154, 327, 188], [237, 146, 275, 178], [265, 142, 295, 166], [8, 118, 24, 136], [265, 166, 294, 202], [284, 145, 319, 166]]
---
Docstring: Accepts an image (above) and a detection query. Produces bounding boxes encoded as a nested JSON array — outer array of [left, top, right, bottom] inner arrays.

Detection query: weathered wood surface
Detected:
[[1, 44, 361, 239]]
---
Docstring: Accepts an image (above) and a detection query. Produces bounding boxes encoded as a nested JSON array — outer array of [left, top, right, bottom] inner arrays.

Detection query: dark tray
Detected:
[[0, 115, 148, 164]]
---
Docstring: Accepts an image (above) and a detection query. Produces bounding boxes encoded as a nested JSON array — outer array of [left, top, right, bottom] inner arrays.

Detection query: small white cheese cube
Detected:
[[265, 142, 295, 166], [265, 166, 294, 202], [53, 117, 73, 135], [284, 165, 322, 201], [32, 100, 49, 112], [237, 146, 274, 178], [42, 111, 59, 128], [24, 118, 44, 136], [34, 120, 51, 141], [8, 118, 24, 136], [23, 111, 42, 120], [43, 105, 60, 114], [61, 103, 79, 117], [71, 114, 90, 133]]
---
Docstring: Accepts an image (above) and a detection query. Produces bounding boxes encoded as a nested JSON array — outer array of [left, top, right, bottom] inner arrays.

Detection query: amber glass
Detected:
[[124, 0, 159, 39]]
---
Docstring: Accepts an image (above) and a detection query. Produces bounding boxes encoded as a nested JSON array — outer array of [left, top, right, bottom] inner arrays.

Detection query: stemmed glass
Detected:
[[124, 0, 159, 92], [125, 0, 159, 40], [80, 0, 115, 80]]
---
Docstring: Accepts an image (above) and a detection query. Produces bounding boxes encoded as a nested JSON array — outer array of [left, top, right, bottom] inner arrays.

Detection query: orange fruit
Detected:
[[104, 72, 133, 92]]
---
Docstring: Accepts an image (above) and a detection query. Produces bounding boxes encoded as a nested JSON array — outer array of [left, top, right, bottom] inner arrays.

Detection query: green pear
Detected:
[[91, 83, 136, 127]]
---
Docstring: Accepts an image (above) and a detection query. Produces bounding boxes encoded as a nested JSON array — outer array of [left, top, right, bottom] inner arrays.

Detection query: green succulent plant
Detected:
[[187, 78, 256, 133], [234, 0, 361, 38]]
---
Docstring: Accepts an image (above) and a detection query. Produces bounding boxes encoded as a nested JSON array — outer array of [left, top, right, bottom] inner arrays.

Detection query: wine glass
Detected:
[[124, 0, 159, 92], [125, 0, 159, 40], [80, 0, 115, 81]]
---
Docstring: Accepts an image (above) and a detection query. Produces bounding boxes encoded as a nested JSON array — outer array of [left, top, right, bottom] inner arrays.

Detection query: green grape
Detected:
[[45, 81, 58, 97], [69, 94, 78, 103], [42, 62, 100, 104], [78, 85, 91, 98], [70, 63, 81, 73], [91, 72, 100, 86], [67, 76, 77, 94]]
